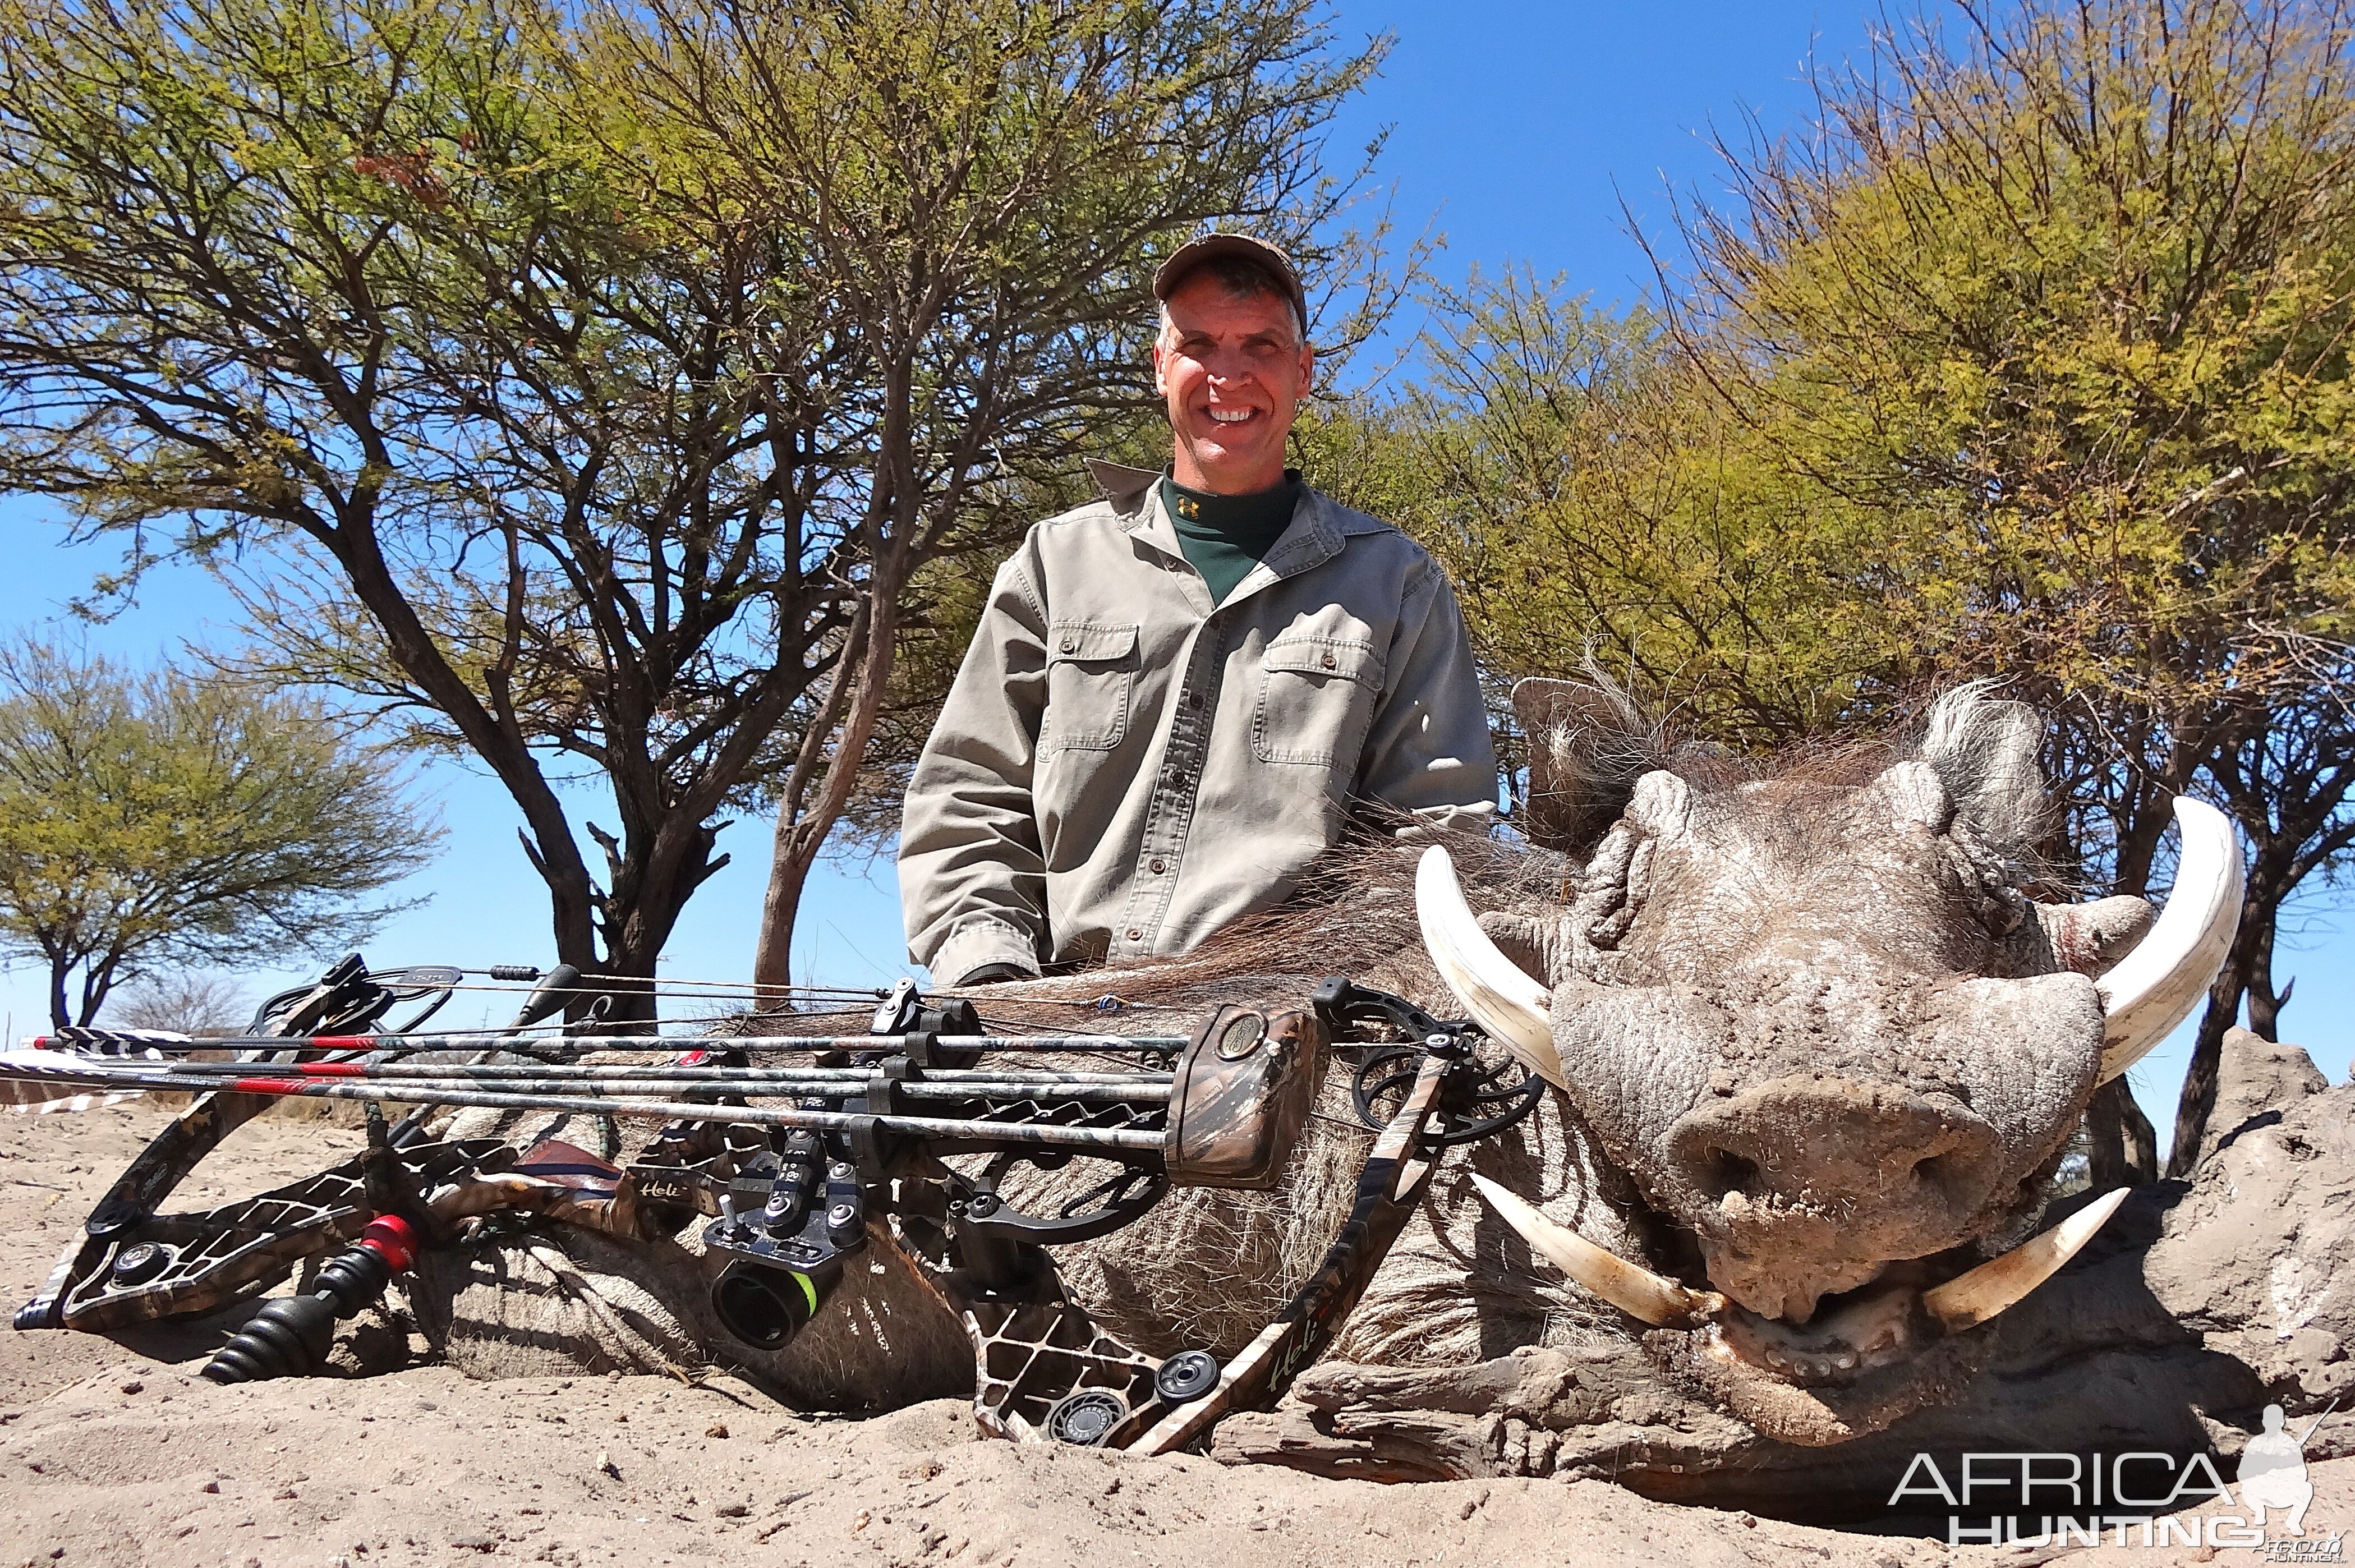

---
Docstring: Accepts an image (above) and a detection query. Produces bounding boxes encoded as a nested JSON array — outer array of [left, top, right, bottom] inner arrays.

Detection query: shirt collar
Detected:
[[1100, 459, 1344, 591], [1257, 486, 1344, 581], [1088, 460, 1160, 512]]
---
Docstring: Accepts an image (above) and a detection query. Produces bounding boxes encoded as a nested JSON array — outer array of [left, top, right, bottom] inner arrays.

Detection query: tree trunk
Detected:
[[753, 847, 818, 1002], [2243, 916, 2289, 1042], [2164, 976, 2239, 1181], [47, 952, 69, 1032], [319, 508, 606, 980], [590, 817, 729, 1027], [2085, 1075, 2158, 1187], [753, 589, 903, 992], [75, 953, 114, 1027], [513, 826, 610, 1023], [2164, 886, 2276, 1179]]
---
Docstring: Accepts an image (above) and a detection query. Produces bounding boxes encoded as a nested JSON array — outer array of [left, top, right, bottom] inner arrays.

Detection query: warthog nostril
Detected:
[[1693, 1148, 1760, 1204], [1910, 1152, 1962, 1202]]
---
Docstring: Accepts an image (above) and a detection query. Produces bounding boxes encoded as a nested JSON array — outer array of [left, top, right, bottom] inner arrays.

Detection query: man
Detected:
[[898, 234, 1496, 986]]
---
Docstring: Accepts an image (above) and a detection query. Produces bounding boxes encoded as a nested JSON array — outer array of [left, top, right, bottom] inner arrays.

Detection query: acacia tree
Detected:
[[0, 0, 847, 1016], [0, 0, 1394, 1008], [0, 645, 438, 1028], [1305, 273, 1910, 749]]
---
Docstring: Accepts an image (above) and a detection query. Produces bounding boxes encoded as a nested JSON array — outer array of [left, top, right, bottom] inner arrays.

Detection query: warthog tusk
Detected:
[[1922, 1186, 2131, 1332], [2097, 798, 2243, 1083], [1414, 846, 1564, 1087], [1470, 1173, 1718, 1327]]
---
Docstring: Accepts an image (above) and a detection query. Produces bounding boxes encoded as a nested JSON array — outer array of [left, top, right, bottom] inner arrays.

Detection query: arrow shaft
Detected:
[[112, 1061, 1171, 1104], [1, 1060, 1165, 1153], [33, 1031, 1186, 1056]]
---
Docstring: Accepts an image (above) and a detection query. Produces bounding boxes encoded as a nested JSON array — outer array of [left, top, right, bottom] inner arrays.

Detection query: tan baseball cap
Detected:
[[1152, 233, 1308, 337]]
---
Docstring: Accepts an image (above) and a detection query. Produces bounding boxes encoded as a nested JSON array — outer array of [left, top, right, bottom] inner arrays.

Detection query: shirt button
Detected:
[[1060, 639, 1076, 654], [1149, 857, 1166, 873], [1187, 692, 1203, 710], [1125, 927, 1142, 941], [1321, 651, 1337, 669]]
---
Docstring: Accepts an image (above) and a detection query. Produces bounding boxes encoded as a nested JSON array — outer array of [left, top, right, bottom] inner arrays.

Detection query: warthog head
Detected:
[[1420, 683, 2241, 1442]]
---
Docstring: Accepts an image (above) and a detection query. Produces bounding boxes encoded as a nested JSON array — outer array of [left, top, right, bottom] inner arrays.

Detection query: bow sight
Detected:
[[4, 960, 1540, 1452]]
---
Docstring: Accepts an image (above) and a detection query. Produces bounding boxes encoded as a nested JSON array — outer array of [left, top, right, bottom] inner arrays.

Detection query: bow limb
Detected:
[[1125, 1050, 1453, 1455]]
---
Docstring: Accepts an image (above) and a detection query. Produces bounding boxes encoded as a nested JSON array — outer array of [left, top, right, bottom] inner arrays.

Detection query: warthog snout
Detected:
[[1666, 1075, 2005, 1321], [1668, 1076, 2004, 1211]]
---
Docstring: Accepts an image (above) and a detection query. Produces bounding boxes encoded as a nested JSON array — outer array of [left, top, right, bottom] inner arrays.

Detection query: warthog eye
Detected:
[[1944, 826, 2028, 936]]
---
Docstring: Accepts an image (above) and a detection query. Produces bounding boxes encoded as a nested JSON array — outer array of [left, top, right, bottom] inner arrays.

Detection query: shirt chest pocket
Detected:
[[1253, 632, 1383, 766], [1041, 620, 1139, 753]]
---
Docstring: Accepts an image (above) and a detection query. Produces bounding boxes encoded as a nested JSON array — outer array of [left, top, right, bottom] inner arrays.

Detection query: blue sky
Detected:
[[4, 2, 2348, 1141]]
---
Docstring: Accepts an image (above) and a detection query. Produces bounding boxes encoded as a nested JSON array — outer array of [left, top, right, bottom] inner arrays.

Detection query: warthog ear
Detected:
[[1919, 687, 2050, 855], [1512, 678, 1649, 857]]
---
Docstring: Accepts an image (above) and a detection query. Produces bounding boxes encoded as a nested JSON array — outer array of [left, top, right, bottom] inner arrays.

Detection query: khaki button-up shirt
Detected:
[[898, 462, 1498, 985]]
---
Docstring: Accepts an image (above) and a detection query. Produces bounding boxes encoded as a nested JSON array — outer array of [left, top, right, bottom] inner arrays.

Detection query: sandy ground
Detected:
[[3, 1101, 2348, 1568]]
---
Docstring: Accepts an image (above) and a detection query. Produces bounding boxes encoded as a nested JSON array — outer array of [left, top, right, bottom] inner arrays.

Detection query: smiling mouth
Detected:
[[1470, 1176, 2129, 1387], [1202, 406, 1261, 426]]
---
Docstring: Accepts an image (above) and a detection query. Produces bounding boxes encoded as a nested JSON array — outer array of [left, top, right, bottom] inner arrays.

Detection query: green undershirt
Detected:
[[1161, 470, 1303, 608]]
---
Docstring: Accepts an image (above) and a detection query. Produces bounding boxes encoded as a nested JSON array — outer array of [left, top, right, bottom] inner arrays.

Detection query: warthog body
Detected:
[[406, 687, 2349, 1505]]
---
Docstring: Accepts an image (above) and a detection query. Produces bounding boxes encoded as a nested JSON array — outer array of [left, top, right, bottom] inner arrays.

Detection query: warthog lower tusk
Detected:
[[1470, 1173, 1718, 1327], [1921, 1186, 2131, 1332], [1415, 846, 1564, 1087], [2097, 798, 2243, 1082]]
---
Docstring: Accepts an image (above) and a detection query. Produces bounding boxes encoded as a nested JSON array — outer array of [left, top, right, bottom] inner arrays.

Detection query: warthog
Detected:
[[1376, 678, 2236, 1446], [415, 684, 2328, 1498]]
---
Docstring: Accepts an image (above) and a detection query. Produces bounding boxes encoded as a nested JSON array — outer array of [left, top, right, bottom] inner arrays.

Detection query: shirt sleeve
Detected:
[[1355, 554, 1500, 829], [896, 546, 1053, 984]]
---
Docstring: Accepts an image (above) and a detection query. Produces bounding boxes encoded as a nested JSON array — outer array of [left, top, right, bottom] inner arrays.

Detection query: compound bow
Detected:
[[3, 958, 1541, 1454]]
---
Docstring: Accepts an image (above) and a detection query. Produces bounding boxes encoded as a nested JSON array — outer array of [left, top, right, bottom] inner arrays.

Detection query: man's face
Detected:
[[1152, 274, 1314, 495]]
